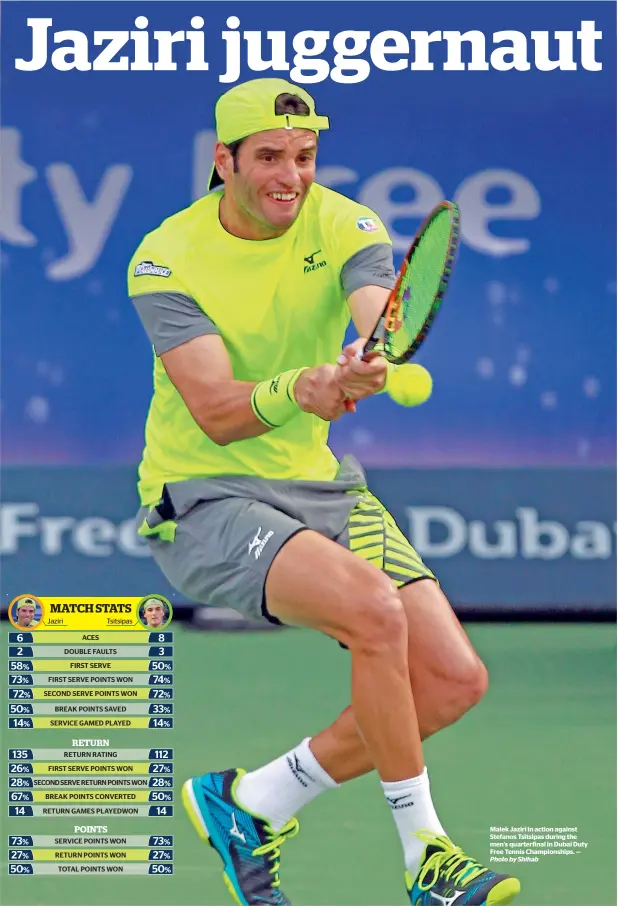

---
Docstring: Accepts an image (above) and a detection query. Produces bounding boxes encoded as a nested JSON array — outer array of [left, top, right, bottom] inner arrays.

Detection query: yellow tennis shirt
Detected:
[[128, 184, 392, 505]]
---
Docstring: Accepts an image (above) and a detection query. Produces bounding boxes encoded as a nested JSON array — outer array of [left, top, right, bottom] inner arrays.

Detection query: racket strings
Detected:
[[388, 209, 455, 360]]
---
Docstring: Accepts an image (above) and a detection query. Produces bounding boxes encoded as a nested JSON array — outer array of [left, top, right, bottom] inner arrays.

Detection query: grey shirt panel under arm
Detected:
[[132, 292, 220, 356], [340, 243, 397, 297]]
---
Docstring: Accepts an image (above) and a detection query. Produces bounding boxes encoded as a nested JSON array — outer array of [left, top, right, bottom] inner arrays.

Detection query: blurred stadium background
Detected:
[[1, 2, 616, 905]]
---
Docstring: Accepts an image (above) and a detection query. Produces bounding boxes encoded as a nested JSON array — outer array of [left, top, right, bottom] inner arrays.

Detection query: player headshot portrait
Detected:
[[9, 596, 43, 630], [138, 596, 171, 628]]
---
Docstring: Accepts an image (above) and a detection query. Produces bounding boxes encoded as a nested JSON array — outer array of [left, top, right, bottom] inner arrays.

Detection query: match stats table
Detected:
[[7, 596, 175, 879]]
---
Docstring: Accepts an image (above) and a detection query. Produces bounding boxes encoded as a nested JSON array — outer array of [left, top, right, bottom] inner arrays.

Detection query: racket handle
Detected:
[[356, 344, 381, 362], [343, 340, 379, 410], [345, 344, 381, 409]]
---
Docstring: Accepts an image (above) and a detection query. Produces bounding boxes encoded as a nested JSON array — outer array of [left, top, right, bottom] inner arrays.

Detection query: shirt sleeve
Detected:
[[335, 204, 392, 272], [128, 239, 189, 298], [340, 243, 396, 297], [128, 237, 220, 355], [132, 292, 220, 356]]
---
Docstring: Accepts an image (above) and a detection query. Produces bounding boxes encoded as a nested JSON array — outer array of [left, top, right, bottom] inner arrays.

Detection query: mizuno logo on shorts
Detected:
[[248, 527, 274, 560], [134, 260, 172, 277]]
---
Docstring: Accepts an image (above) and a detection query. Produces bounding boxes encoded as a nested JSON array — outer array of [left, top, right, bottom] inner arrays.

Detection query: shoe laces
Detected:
[[414, 831, 486, 891], [252, 817, 299, 888]]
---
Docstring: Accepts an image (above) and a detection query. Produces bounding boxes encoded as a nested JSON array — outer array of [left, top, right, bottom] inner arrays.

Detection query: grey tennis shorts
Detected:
[[137, 455, 435, 624]]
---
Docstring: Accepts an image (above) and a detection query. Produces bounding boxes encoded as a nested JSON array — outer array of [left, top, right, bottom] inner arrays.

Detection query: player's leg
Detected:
[[235, 501, 519, 905], [182, 524, 425, 906], [264, 529, 424, 781], [234, 530, 457, 889], [161, 494, 438, 905], [296, 503, 517, 906], [309, 577, 489, 781], [305, 489, 488, 781], [233, 578, 483, 833], [151, 488, 516, 904], [240, 567, 484, 862]]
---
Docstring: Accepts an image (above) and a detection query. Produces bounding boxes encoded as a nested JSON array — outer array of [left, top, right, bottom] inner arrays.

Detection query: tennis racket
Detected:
[[363, 200, 460, 364]]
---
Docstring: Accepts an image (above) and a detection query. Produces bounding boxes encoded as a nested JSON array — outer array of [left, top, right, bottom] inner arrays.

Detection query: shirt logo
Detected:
[[248, 528, 274, 560], [303, 249, 327, 273], [134, 260, 172, 278], [357, 217, 379, 233]]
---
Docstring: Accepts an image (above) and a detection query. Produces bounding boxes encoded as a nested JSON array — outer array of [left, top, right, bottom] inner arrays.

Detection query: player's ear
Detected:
[[213, 141, 234, 185]]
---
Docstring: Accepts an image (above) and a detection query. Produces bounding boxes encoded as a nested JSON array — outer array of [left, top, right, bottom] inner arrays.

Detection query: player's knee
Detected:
[[459, 657, 489, 710], [443, 657, 488, 726], [419, 659, 488, 738], [345, 575, 407, 656]]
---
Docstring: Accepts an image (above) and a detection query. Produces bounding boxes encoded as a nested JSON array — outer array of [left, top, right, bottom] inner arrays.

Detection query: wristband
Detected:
[[250, 367, 307, 428]]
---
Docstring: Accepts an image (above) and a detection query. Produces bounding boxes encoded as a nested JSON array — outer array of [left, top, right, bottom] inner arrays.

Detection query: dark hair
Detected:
[[224, 139, 244, 171], [274, 93, 310, 117], [225, 93, 312, 172]]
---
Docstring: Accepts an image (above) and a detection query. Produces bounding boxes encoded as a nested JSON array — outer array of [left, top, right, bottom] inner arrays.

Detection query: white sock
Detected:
[[235, 737, 338, 831], [382, 768, 447, 878]]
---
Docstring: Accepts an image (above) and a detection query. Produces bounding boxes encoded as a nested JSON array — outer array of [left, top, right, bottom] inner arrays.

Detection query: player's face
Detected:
[[17, 606, 35, 627], [219, 129, 317, 239], [144, 604, 164, 627]]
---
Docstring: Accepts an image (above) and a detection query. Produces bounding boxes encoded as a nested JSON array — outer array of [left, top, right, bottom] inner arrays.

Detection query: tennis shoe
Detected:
[[406, 831, 520, 905], [182, 768, 298, 905]]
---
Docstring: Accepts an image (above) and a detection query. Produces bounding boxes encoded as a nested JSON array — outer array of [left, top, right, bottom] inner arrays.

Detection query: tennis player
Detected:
[[141, 598, 167, 628], [15, 599, 37, 628], [129, 78, 519, 906]]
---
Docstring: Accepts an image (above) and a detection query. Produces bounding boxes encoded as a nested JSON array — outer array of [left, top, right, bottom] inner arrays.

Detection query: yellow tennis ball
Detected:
[[387, 364, 433, 407]]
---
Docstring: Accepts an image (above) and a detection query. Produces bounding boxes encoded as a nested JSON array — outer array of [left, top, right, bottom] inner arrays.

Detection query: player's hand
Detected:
[[336, 338, 388, 400], [293, 364, 349, 421]]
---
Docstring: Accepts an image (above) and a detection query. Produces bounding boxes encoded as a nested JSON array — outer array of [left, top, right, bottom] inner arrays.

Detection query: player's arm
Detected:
[[346, 284, 390, 341], [343, 241, 395, 340], [160, 334, 271, 445], [338, 243, 395, 397], [132, 289, 283, 444], [132, 291, 348, 444], [128, 255, 273, 444]]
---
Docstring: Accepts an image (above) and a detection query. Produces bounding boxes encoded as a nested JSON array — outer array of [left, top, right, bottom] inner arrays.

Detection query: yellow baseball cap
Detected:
[[208, 78, 330, 191], [17, 597, 36, 609]]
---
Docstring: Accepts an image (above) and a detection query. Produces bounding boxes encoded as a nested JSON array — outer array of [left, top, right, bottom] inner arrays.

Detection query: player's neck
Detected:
[[218, 194, 289, 242]]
